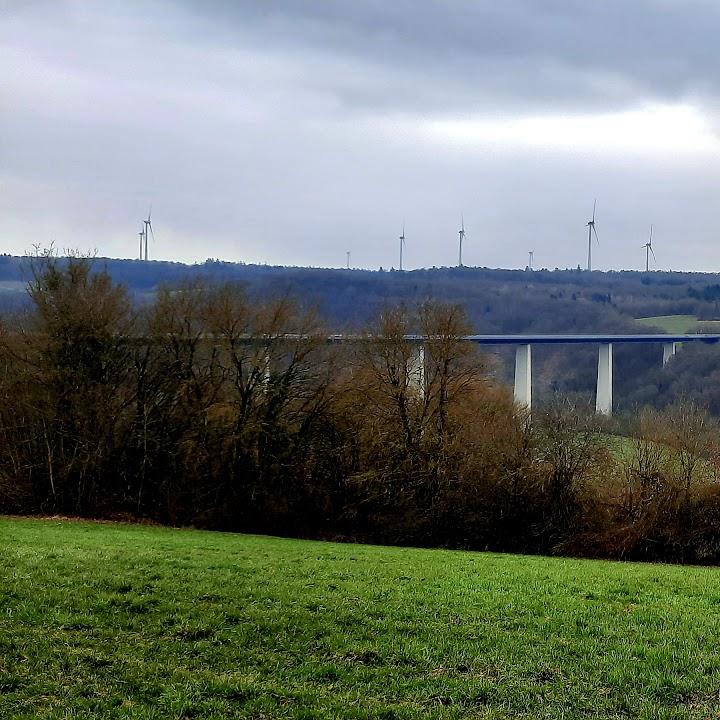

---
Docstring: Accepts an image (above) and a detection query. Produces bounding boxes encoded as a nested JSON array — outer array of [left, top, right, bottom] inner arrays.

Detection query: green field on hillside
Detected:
[[3, 519, 720, 719], [635, 314, 698, 333], [635, 314, 720, 334]]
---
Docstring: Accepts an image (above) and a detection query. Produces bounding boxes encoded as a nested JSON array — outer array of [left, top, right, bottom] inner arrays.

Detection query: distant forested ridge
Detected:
[[1, 255, 720, 412], [0, 255, 719, 325]]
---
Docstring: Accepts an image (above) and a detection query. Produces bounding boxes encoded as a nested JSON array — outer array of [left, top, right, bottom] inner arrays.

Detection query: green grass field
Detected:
[[3, 518, 720, 719], [635, 314, 720, 334], [635, 315, 698, 333]]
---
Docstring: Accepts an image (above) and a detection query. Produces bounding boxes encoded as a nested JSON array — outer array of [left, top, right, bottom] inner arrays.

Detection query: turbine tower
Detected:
[[528, 250, 534, 270], [458, 215, 465, 267], [142, 206, 154, 261], [138, 227, 145, 260], [346, 250, 351, 269], [399, 222, 406, 271], [642, 224, 655, 272], [586, 200, 599, 271]]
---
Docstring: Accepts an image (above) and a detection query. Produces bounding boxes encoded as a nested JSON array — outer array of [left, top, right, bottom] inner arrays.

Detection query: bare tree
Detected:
[[0, 250, 135, 513]]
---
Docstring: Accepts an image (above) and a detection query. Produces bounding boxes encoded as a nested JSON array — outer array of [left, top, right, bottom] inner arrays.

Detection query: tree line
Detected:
[[2, 253, 720, 563]]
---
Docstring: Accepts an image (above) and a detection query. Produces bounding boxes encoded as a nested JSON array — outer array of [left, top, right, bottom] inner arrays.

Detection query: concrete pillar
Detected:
[[407, 344, 426, 398], [513, 344, 532, 411], [596, 343, 613, 416], [662, 342, 677, 367], [262, 354, 271, 392]]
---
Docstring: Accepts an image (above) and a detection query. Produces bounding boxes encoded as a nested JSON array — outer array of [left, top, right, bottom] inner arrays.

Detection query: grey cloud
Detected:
[[3, 1, 720, 272], [176, 0, 720, 113]]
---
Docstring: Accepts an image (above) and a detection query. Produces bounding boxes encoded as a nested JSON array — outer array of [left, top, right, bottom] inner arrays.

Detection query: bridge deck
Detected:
[[325, 333, 720, 345], [455, 334, 720, 345]]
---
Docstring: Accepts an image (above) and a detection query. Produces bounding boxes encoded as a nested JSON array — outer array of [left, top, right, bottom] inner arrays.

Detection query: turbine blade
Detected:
[[592, 224, 599, 243], [592, 198, 596, 223], [650, 246, 656, 260]]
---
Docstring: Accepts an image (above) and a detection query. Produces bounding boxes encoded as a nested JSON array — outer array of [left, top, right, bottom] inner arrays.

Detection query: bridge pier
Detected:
[[263, 354, 271, 391], [662, 342, 677, 366], [513, 344, 532, 411], [596, 343, 613, 416], [408, 343, 426, 397]]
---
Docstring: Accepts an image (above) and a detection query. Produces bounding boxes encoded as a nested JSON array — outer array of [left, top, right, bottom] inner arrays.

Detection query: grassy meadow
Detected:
[[3, 518, 720, 718], [635, 314, 720, 334]]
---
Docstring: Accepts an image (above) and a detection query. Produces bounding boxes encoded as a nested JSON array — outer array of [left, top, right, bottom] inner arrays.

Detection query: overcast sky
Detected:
[[4, 0, 720, 271]]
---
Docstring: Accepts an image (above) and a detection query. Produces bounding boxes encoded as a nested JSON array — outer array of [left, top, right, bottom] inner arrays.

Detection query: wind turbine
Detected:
[[399, 222, 406, 271], [142, 206, 154, 261], [138, 227, 145, 260], [642, 224, 655, 272], [586, 200, 599, 271], [346, 250, 351, 269], [528, 250, 534, 270], [458, 215, 465, 267]]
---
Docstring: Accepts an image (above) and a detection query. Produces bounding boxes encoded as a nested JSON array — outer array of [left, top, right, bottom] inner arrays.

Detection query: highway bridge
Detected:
[[406, 334, 720, 416]]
